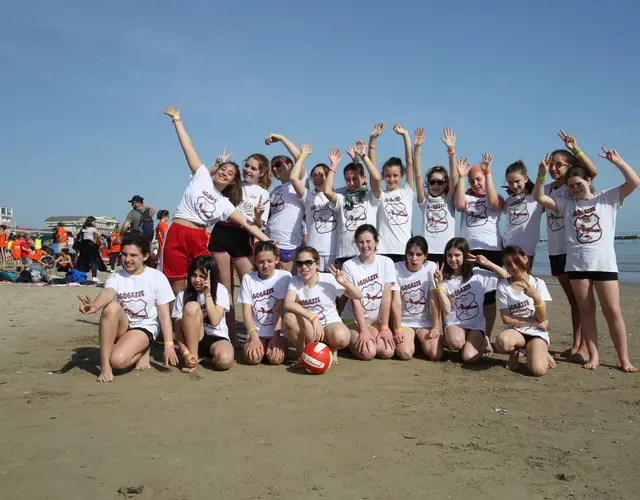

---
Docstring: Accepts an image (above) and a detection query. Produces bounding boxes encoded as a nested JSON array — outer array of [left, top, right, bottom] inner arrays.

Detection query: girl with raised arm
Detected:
[[375, 124, 416, 262], [454, 154, 504, 342], [172, 255, 234, 373], [239, 241, 291, 366], [414, 127, 458, 266], [495, 245, 556, 377], [342, 224, 398, 360], [536, 130, 598, 360], [390, 236, 443, 361], [263, 133, 306, 272], [160, 106, 271, 295], [283, 246, 361, 365], [534, 146, 638, 372], [78, 234, 177, 382], [289, 144, 339, 271], [434, 237, 508, 364], [323, 136, 381, 268]]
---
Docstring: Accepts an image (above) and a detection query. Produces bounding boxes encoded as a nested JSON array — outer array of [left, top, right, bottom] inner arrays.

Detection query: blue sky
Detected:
[[2, 0, 640, 236]]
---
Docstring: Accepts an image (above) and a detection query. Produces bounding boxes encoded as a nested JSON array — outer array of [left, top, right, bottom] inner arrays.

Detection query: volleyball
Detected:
[[301, 342, 332, 374]]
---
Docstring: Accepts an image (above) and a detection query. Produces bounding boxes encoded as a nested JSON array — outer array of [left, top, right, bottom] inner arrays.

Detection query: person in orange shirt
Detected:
[[0, 225, 7, 266], [155, 210, 170, 261], [109, 224, 122, 271], [56, 223, 68, 249]]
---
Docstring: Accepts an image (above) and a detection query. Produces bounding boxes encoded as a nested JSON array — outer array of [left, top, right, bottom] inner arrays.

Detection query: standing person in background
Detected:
[[55, 222, 68, 252], [11, 234, 21, 268], [19, 233, 33, 268], [109, 224, 122, 272], [34, 233, 42, 250], [67, 231, 76, 265], [0, 225, 7, 266], [155, 210, 169, 260], [121, 195, 156, 241], [76, 217, 102, 281]]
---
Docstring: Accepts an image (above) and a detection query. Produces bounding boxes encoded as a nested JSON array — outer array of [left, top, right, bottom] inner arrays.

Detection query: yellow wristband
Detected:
[[380, 325, 389, 330], [163, 341, 174, 346], [172, 115, 180, 121], [309, 314, 316, 322], [535, 302, 544, 309], [181, 348, 190, 356], [575, 150, 584, 158], [247, 327, 257, 334], [299, 154, 307, 160], [436, 286, 444, 292]]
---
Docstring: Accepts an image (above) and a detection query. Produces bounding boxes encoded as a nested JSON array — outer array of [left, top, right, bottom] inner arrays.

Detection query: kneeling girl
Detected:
[[173, 255, 234, 372]]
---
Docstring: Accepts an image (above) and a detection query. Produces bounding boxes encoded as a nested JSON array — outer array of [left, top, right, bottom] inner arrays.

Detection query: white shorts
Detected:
[[318, 255, 336, 272]]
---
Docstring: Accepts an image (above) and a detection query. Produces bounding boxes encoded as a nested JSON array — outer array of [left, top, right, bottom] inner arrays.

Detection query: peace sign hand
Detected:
[[254, 196, 266, 219], [519, 279, 540, 301], [414, 127, 426, 147], [467, 253, 488, 267], [440, 127, 456, 149], [78, 295, 98, 315], [328, 265, 348, 286], [214, 148, 233, 167], [370, 121, 384, 139], [163, 105, 180, 119], [433, 263, 445, 287], [558, 129, 579, 153], [538, 153, 551, 177], [598, 146, 625, 167], [202, 270, 211, 296], [456, 157, 470, 177]]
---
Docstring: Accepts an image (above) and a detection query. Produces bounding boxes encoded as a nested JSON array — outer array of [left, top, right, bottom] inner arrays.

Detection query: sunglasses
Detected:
[[271, 161, 288, 170], [295, 259, 316, 268], [429, 179, 445, 186]]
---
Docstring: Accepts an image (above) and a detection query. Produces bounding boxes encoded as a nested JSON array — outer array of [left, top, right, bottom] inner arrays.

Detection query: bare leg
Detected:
[[348, 324, 377, 361], [324, 322, 351, 364], [176, 302, 204, 373], [97, 302, 130, 382], [209, 340, 235, 370], [170, 279, 187, 297], [483, 302, 496, 356], [461, 330, 485, 364], [594, 281, 637, 372], [416, 328, 444, 361], [265, 336, 289, 365], [110, 330, 152, 372], [525, 338, 553, 377], [213, 252, 237, 347], [570, 279, 598, 370], [244, 338, 267, 365], [371, 324, 395, 359], [495, 328, 527, 371], [395, 327, 416, 361], [557, 274, 587, 360], [134, 348, 151, 370], [444, 325, 466, 352]]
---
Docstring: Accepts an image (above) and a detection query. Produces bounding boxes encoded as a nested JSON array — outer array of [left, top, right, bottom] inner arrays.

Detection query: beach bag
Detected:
[[72, 230, 83, 251], [0, 271, 18, 282], [135, 209, 155, 241], [66, 269, 88, 284], [17, 270, 32, 283]]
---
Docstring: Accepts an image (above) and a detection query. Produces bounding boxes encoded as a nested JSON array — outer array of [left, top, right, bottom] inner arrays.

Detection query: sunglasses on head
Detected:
[[429, 179, 445, 186], [295, 259, 316, 268], [271, 161, 287, 170]]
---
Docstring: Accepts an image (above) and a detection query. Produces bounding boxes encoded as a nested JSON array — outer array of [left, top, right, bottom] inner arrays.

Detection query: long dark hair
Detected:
[[217, 161, 243, 206], [443, 237, 474, 282], [405, 235, 428, 257], [82, 216, 96, 229], [565, 165, 595, 194], [503, 245, 529, 274], [184, 255, 220, 305], [505, 160, 534, 195]]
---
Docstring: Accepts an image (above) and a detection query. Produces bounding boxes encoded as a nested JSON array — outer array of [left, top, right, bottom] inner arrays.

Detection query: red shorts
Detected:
[[160, 222, 210, 281]]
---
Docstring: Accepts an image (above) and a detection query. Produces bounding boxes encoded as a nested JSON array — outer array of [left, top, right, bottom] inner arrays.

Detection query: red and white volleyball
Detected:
[[301, 342, 332, 374]]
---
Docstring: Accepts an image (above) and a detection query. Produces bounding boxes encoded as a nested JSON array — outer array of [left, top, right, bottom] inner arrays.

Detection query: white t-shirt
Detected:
[[304, 189, 337, 256], [497, 276, 552, 344], [544, 183, 569, 256], [237, 182, 271, 227], [502, 192, 544, 256], [172, 283, 230, 339], [81, 227, 99, 242], [394, 261, 437, 328], [287, 273, 345, 327], [105, 267, 175, 339], [266, 182, 305, 250], [377, 184, 415, 254], [461, 193, 503, 251], [174, 165, 236, 226], [555, 187, 621, 273], [419, 194, 456, 254], [334, 190, 380, 259], [342, 255, 397, 321], [238, 270, 291, 337], [442, 269, 498, 332]]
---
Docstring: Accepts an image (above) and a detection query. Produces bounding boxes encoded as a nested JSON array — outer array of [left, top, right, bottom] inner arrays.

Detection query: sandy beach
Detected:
[[1, 275, 640, 500]]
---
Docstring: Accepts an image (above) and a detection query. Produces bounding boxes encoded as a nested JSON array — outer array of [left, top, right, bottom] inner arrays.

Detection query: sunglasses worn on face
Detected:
[[429, 179, 445, 186], [295, 260, 316, 268]]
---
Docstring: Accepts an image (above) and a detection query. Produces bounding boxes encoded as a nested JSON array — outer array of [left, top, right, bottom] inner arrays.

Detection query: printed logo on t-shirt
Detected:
[[401, 281, 427, 315], [426, 203, 448, 233], [196, 191, 217, 220], [270, 191, 284, 216], [118, 290, 149, 319], [254, 295, 276, 326], [312, 202, 337, 234], [451, 284, 479, 321], [298, 296, 327, 326], [384, 195, 409, 226], [547, 212, 565, 232], [466, 200, 488, 227], [573, 207, 602, 244], [358, 273, 383, 312], [508, 197, 529, 226], [345, 204, 367, 231], [509, 299, 534, 317]]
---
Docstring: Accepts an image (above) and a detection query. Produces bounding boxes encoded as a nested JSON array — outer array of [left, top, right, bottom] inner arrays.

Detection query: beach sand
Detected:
[[1, 275, 640, 499]]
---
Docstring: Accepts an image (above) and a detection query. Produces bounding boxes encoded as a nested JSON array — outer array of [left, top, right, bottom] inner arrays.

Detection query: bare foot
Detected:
[[547, 353, 557, 369], [181, 366, 197, 373], [97, 369, 114, 383], [482, 336, 494, 357], [331, 348, 339, 366], [181, 352, 198, 374], [507, 350, 521, 371], [583, 356, 599, 370], [135, 350, 151, 370], [621, 361, 637, 373]]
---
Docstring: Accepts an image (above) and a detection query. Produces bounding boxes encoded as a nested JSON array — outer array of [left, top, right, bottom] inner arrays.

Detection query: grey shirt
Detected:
[[124, 209, 142, 233]]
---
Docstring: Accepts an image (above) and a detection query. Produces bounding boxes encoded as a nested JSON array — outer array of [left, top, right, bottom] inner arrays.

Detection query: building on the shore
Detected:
[[44, 215, 118, 233], [0, 206, 14, 226]]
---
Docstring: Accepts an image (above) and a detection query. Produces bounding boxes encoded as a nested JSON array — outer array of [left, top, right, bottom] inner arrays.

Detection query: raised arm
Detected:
[[533, 154, 559, 212], [368, 121, 384, 167], [354, 140, 382, 199], [394, 124, 414, 189], [481, 153, 503, 210], [265, 133, 301, 160], [469, 254, 509, 280], [290, 143, 311, 199], [440, 127, 458, 193], [433, 264, 451, 314], [599, 147, 640, 201], [414, 128, 426, 204], [558, 129, 598, 179], [454, 157, 471, 211], [228, 211, 272, 242], [329, 265, 362, 300], [323, 148, 342, 206], [345, 145, 360, 165], [163, 106, 202, 175]]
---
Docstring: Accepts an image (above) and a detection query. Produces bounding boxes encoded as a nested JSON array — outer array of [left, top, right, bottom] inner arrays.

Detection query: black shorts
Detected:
[[381, 254, 405, 263], [208, 224, 253, 259], [427, 253, 444, 265], [127, 327, 154, 346], [471, 249, 502, 305], [567, 271, 618, 282], [198, 335, 231, 358], [549, 254, 567, 277]]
